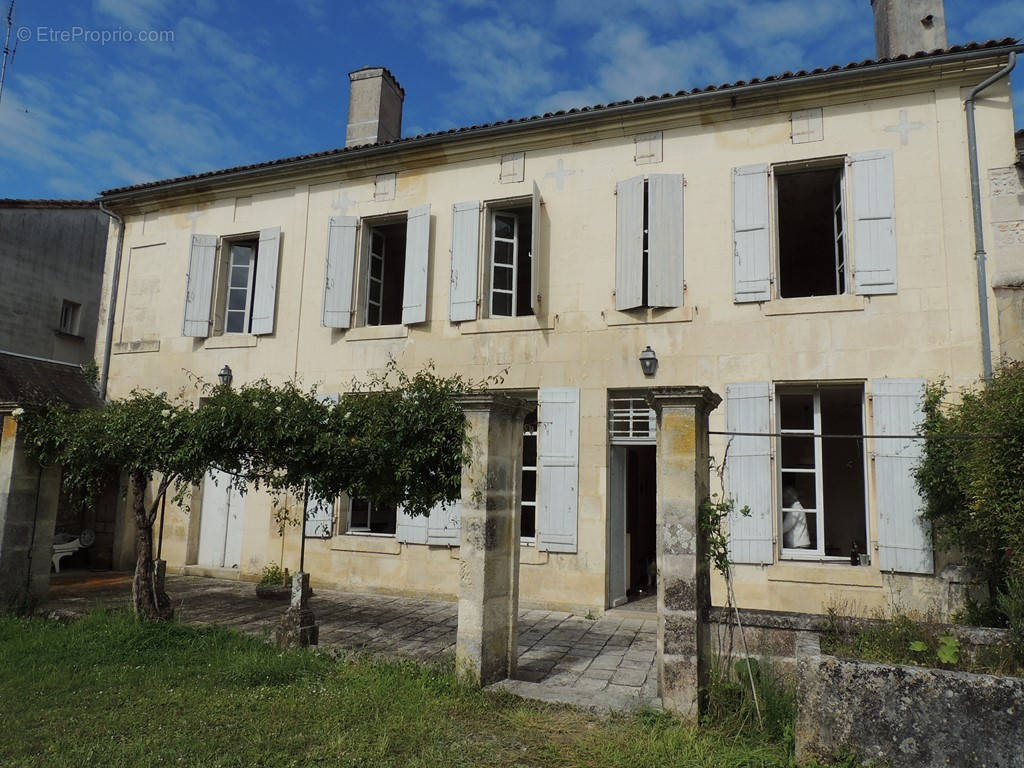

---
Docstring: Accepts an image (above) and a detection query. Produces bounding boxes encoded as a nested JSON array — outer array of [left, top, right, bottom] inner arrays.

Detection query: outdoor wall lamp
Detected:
[[639, 346, 658, 377], [218, 364, 233, 388]]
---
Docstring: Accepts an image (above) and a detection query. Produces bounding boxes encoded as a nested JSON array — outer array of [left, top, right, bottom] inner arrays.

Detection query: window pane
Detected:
[[492, 292, 512, 316], [230, 265, 249, 288], [368, 280, 382, 304], [494, 215, 515, 240], [783, 507, 816, 550], [225, 311, 245, 334], [367, 304, 381, 326], [371, 231, 384, 253], [781, 436, 815, 469], [350, 499, 369, 529], [780, 394, 814, 430], [781, 472, 816, 510], [521, 505, 536, 538], [493, 265, 513, 291], [228, 288, 247, 311], [521, 470, 536, 503], [522, 434, 537, 468], [494, 241, 514, 265], [372, 504, 397, 535], [230, 245, 254, 268], [370, 258, 383, 280]]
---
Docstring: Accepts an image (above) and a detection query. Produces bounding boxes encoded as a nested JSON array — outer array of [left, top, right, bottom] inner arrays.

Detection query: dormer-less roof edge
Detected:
[[100, 39, 1021, 202]]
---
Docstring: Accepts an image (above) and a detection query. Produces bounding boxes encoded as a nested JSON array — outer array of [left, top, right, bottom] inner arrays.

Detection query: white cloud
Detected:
[[93, 0, 173, 29]]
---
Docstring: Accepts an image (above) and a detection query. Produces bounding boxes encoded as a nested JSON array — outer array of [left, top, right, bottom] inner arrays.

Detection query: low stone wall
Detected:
[[795, 633, 1024, 767]]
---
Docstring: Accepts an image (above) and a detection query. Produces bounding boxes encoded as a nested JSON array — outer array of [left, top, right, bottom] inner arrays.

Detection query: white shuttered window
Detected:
[[537, 387, 580, 553], [724, 382, 774, 564]]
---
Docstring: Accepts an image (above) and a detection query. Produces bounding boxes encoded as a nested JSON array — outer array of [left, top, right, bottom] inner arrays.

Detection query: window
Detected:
[[488, 205, 533, 317], [348, 497, 397, 535], [777, 385, 867, 559], [58, 300, 81, 335], [521, 408, 538, 540], [223, 240, 259, 333], [363, 221, 406, 326], [609, 396, 656, 443], [776, 164, 846, 298], [614, 174, 684, 310]]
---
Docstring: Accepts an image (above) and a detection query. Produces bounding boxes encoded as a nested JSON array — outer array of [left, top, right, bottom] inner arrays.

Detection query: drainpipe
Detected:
[[965, 51, 1016, 382], [97, 200, 124, 400]]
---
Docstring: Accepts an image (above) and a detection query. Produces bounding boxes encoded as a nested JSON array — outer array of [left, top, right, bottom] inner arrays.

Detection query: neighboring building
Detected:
[[95, 5, 1023, 617]]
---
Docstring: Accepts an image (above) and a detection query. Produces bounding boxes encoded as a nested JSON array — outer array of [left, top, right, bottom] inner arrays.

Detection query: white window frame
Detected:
[[772, 157, 849, 300], [58, 299, 81, 335], [608, 396, 656, 445], [366, 229, 386, 327], [482, 196, 533, 319], [489, 210, 520, 317], [224, 240, 258, 335], [521, 407, 538, 544], [346, 497, 396, 537]]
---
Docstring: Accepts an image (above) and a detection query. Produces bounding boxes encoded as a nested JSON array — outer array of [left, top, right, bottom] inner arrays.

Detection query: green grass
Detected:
[[0, 611, 840, 767]]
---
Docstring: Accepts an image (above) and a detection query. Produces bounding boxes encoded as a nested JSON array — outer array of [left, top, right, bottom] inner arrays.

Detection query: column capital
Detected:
[[646, 386, 721, 414], [455, 392, 531, 418]]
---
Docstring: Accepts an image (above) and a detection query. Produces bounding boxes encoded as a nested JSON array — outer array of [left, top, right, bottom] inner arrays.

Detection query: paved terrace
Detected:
[[45, 573, 659, 711]]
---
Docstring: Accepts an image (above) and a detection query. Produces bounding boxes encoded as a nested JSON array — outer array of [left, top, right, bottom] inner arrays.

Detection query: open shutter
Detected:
[[725, 382, 774, 564], [396, 506, 427, 544], [323, 216, 358, 328], [537, 386, 579, 553], [851, 151, 897, 295], [250, 226, 281, 335], [182, 234, 217, 337], [647, 173, 684, 307], [449, 201, 479, 322], [530, 181, 541, 312], [872, 378, 932, 573], [304, 494, 333, 538], [426, 499, 461, 546], [402, 204, 431, 324], [732, 164, 771, 302], [615, 176, 644, 310]]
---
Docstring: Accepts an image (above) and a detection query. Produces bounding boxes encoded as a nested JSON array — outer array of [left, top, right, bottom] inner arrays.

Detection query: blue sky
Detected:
[[0, 0, 1020, 200]]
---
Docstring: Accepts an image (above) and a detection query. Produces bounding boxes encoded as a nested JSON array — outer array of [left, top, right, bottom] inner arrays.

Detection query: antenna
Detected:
[[0, 1, 19, 110]]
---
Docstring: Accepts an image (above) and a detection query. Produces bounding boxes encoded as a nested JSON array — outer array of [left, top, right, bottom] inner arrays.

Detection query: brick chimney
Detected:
[[346, 67, 404, 148], [871, 0, 947, 59]]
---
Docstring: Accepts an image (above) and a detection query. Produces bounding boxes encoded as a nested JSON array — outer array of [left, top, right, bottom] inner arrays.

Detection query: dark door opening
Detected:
[[626, 445, 657, 599]]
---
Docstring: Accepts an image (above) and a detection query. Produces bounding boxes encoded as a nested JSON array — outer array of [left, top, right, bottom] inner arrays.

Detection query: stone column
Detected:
[[454, 394, 527, 686], [274, 571, 318, 648], [648, 387, 721, 722]]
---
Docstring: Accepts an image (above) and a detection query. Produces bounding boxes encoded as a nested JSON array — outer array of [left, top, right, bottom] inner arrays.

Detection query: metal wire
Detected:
[[708, 430, 1008, 440]]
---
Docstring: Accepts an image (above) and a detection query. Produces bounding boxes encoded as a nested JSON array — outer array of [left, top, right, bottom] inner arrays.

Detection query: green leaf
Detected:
[[908, 640, 927, 653]]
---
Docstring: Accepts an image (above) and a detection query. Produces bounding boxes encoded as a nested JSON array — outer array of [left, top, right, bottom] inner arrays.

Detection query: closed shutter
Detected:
[[615, 176, 644, 310], [732, 164, 771, 302], [182, 234, 217, 337], [396, 506, 427, 544], [872, 378, 932, 573], [402, 204, 431, 325], [323, 216, 358, 328], [304, 494, 333, 539], [647, 173, 684, 307], [426, 499, 461, 546], [449, 201, 479, 322], [530, 181, 541, 312], [851, 151, 898, 295], [725, 382, 774, 564], [250, 226, 281, 335], [537, 386, 579, 553]]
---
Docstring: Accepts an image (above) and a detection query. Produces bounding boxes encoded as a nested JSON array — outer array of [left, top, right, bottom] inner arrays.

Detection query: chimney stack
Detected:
[[346, 67, 404, 148], [871, 0, 947, 59]]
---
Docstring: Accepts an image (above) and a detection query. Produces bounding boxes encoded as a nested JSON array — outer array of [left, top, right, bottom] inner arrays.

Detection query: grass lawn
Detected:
[[0, 611, 837, 767]]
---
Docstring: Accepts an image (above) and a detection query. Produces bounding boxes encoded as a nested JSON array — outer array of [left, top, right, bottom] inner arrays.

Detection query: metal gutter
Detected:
[[98, 201, 124, 400]]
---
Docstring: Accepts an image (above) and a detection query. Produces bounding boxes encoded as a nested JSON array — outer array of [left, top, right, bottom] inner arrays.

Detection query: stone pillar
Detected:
[[274, 571, 318, 648], [454, 394, 527, 686], [648, 387, 721, 722], [0, 414, 62, 611]]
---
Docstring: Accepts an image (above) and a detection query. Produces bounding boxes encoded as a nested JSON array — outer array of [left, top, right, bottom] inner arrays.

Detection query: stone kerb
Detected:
[[647, 386, 721, 722], [454, 393, 528, 687]]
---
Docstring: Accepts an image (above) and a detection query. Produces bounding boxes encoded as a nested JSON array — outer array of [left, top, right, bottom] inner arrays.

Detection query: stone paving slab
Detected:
[[44, 572, 659, 711]]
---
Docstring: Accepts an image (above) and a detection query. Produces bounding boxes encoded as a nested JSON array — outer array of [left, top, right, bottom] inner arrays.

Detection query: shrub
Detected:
[[258, 563, 285, 587]]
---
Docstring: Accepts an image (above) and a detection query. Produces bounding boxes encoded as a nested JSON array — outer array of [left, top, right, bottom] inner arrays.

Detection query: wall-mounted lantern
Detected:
[[218, 364, 233, 388], [639, 346, 658, 377]]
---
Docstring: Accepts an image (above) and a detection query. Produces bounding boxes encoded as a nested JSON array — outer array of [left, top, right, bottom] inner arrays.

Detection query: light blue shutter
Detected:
[[304, 494, 333, 538], [733, 164, 771, 302], [182, 234, 217, 337], [323, 216, 358, 328], [426, 499, 461, 546], [396, 506, 427, 544], [725, 382, 774, 564], [647, 173, 684, 307], [530, 181, 541, 312], [537, 386, 579, 553], [402, 204, 431, 324], [449, 201, 479, 322], [852, 151, 897, 295], [872, 378, 932, 574], [615, 176, 644, 310], [250, 226, 281, 335]]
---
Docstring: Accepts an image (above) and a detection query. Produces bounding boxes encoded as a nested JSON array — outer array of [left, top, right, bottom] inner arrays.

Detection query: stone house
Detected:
[[94, 3, 1024, 617]]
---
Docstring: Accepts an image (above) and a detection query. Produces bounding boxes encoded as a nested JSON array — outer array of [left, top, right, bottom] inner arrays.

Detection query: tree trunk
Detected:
[[130, 471, 172, 621]]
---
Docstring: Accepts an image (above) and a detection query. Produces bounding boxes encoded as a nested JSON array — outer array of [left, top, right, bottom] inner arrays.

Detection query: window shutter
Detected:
[[725, 382, 774, 564], [250, 226, 281, 335], [732, 164, 771, 302], [537, 386, 579, 553], [449, 201, 479, 322], [396, 506, 427, 544], [531, 181, 541, 312], [615, 176, 644, 310], [852, 150, 897, 295], [304, 494, 333, 539], [322, 216, 358, 329], [872, 378, 932, 574], [426, 499, 461, 546], [402, 204, 431, 325], [182, 234, 217, 337], [647, 173, 684, 308]]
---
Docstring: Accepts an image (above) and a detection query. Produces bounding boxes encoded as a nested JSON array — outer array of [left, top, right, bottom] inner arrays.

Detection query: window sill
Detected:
[[54, 329, 85, 340], [330, 534, 402, 554], [762, 294, 865, 316], [345, 325, 410, 342], [459, 315, 554, 335], [602, 305, 694, 327], [768, 561, 882, 588], [204, 334, 258, 349], [112, 340, 161, 355]]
